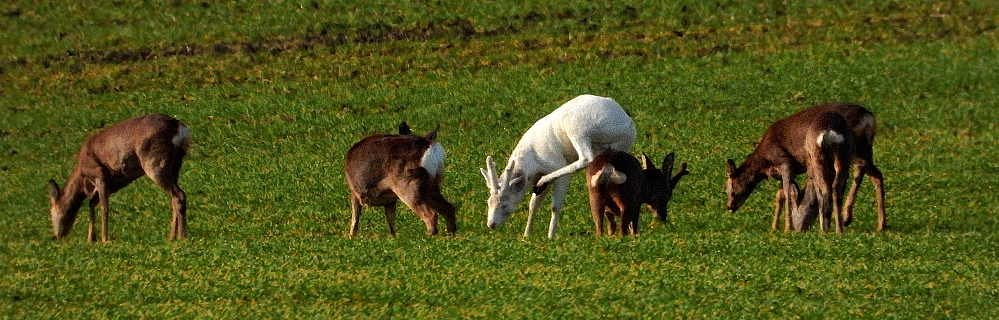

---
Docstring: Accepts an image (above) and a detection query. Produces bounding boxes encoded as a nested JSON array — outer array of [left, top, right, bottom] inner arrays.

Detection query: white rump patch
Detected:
[[421, 142, 446, 177], [172, 125, 190, 146], [590, 165, 627, 186], [816, 130, 844, 146]]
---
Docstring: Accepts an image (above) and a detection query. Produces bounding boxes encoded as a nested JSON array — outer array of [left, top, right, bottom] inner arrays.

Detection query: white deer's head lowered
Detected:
[[481, 156, 528, 228]]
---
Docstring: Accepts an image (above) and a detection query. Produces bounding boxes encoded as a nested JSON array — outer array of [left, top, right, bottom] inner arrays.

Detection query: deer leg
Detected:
[[94, 179, 111, 243], [87, 197, 98, 242], [384, 202, 397, 237], [415, 205, 439, 237], [832, 187, 844, 234], [146, 153, 187, 240], [546, 176, 571, 239], [832, 168, 847, 234], [867, 164, 887, 231], [777, 167, 799, 232], [611, 194, 637, 236], [589, 192, 605, 236], [841, 160, 867, 227], [813, 181, 829, 233], [524, 188, 549, 238], [814, 170, 840, 234], [168, 186, 187, 240], [151, 180, 187, 240], [606, 211, 619, 235], [397, 184, 456, 237], [349, 195, 363, 237], [625, 207, 640, 236], [423, 186, 457, 236], [536, 137, 595, 187], [434, 200, 458, 237], [773, 188, 785, 231], [410, 196, 458, 237]]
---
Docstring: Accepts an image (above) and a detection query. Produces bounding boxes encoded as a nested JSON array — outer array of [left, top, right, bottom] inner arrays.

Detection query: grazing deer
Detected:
[[344, 122, 456, 237], [47, 113, 190, 242], [586, 150, 689, 235], [481, 94, 636, 238], [725, 102, 886, 231]]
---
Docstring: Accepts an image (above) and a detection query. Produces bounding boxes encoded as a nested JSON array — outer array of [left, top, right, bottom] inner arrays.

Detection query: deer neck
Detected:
[[738, 153, 771, 185]]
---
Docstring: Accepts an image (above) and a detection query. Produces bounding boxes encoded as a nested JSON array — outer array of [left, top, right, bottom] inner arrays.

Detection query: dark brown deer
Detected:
[[586, 150, 689, 235], [344, 122, 456, 237], [725, 102, 886, 231], [47, 114, 190, 242]]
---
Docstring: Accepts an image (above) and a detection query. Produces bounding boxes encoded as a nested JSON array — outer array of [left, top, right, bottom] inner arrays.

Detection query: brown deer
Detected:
[[725, 102, 886, 231], [344, 122, 456, 237], [47, 113, 190, 242], [586, 150, 689, 235]]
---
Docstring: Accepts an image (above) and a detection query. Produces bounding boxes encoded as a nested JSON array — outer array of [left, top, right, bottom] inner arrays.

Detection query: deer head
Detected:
[[47, 179, 83, 239], [481, 156, 526, 228], [641, 153, 689, 221]]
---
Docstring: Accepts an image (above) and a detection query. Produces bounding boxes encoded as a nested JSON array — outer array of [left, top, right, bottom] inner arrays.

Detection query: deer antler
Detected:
[[481, 156, 500, 191]]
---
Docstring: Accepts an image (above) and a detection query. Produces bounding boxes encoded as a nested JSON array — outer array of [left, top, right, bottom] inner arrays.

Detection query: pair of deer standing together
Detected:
[[45, 95, 885, 241]]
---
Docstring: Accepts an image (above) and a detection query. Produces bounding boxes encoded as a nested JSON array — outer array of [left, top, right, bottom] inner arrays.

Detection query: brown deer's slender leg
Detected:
[[841, 161, 867, 227], [867, 164, 887, 231], [168, 186, 188, 239], [384, 202, 397, 237], [145, 151, 188, 240], [589, 191, 604, 236], [95, 179, 111, 243], [349, 195, 363, 237], [777, 166, 799, 232], [426, 195, 456, 236], [88, 197, 99, 242], [773, 188, 784, 231], [832, 167, 847, 234], [625, 206, 641, 236]]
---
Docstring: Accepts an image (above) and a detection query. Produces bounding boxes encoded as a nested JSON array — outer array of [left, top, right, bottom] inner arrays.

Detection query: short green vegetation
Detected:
[[2, 0, 996, 318]]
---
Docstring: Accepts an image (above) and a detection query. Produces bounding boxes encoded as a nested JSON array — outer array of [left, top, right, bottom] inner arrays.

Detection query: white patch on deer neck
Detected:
[[816, 130, 844, 146], [172, 125, 190, 146], [421, 142, 445, 177]]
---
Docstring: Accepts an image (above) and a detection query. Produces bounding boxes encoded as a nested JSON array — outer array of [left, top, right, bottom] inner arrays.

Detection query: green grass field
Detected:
[[2, 0, 997, 318]]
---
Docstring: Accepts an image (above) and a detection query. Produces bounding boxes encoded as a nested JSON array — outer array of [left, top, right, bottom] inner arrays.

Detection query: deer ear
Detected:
[[725, 159, 737, 176], [672, 162, 690, 184], [424, 125, 440, 141], [398, 121, 411, 135], [509, 176, 525, 189], [641, 153, 654, 170], [47, 179, 60, 199], [661, 152, 675, 175]]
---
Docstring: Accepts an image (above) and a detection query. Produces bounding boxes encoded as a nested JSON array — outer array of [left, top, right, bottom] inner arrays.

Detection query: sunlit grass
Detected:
[[1, 0, 997, 318]]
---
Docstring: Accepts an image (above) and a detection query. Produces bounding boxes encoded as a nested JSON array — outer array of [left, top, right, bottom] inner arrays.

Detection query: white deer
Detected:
[[481, 94, 636, 238]]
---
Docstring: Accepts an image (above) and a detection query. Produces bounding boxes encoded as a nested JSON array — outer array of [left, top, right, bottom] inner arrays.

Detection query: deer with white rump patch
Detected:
[[345, 122, 456, 237], [725, 102, 886, 231], [481, 94, 636, 238], [586, 150, 689, 236], [47, 113, 190, 242], [726, 111, 855, 233]]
